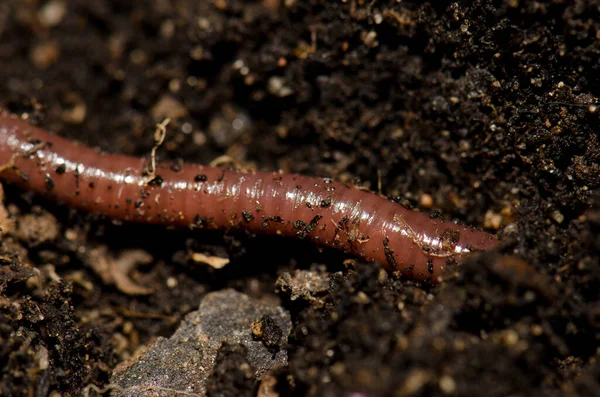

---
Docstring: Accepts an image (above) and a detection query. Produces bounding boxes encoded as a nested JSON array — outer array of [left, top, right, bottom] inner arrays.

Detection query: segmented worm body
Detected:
[[0, 110, 497, 283]]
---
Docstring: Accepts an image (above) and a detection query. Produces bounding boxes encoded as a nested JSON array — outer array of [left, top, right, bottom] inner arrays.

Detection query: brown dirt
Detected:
[[0, 0, 599, 396]]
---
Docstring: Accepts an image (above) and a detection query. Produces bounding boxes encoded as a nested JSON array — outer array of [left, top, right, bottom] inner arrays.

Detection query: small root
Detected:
[[144, 118, 170, 184], [209, 154, 244, 169], [191, 252, 230, 269], [393, 214, 458, 258], [82, 383, 204, 397], [0, 154, 17, 174], [87, 246, 154, 295]]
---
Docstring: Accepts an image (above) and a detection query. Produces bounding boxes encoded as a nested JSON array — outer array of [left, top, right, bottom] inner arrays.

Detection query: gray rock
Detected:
[[111, 289, 291, 396]]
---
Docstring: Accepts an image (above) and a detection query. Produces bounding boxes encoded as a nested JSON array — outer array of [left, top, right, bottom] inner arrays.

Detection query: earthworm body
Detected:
[[0, 110, 497, 283]]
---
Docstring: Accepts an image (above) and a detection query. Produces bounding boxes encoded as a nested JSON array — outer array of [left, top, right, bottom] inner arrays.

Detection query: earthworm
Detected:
[[0, 109, 497, 283]]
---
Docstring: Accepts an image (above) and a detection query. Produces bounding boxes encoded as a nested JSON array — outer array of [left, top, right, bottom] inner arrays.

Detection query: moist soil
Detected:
[[1, 1, 599, 396]]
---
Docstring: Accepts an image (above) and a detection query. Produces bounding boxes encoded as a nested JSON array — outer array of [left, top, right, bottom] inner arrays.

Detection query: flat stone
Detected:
[[111, 289, 291, 396]]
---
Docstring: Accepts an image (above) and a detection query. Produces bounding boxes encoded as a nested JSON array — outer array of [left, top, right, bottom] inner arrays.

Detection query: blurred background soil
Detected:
[[0, 0, 599, 396]]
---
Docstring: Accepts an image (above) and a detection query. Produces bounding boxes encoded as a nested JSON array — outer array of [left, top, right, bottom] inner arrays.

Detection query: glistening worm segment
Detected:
[[0, 110, 497, 283]]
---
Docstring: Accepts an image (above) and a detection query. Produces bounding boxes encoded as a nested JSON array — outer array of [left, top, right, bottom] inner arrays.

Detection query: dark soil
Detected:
[[1, 0, 599, 396]]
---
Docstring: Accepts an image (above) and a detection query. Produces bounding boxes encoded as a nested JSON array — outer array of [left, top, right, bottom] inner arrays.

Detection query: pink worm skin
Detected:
[[0, 110, 497, 284]]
